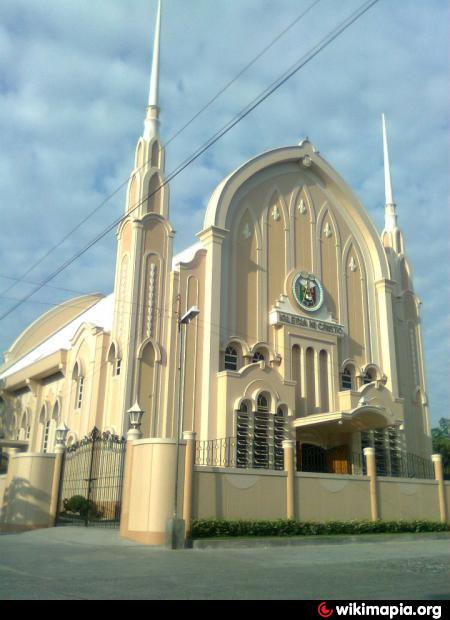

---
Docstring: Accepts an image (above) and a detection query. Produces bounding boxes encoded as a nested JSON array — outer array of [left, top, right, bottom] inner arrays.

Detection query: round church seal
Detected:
[[293, 272, 324, 312]]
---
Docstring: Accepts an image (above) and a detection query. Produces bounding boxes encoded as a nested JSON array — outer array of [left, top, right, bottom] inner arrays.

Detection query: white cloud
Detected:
[[0, 0, 447, 426]]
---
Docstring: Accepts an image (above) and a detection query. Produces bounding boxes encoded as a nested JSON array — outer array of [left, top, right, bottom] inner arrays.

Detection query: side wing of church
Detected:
[[0, 2, 432, 475]]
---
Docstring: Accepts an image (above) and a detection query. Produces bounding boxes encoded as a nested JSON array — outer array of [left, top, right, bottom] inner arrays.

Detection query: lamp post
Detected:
[[167, 304, 200, 549]]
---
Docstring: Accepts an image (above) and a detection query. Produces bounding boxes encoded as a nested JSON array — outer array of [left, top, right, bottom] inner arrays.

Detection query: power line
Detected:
[[0, 0, 380, 325], [0, 0, 322, 301]]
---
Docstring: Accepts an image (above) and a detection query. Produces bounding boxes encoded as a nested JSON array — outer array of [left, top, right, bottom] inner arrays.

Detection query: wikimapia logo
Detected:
[[317, 603, 442, 620]]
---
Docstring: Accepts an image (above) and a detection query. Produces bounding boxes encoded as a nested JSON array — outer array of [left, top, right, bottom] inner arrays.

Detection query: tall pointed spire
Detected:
[[144, 0, 162, 141], [382, 113, 397, 232]]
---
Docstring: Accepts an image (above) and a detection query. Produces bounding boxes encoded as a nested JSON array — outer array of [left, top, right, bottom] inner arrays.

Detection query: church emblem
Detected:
[[293, 272, 324, 312]]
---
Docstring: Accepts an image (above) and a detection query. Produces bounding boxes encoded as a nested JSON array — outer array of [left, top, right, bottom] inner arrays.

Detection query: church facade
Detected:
[[0, 1, 432, 478]]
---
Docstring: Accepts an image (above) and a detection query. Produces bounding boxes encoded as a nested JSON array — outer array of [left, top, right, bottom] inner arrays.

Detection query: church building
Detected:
[[0, 0, 432, 482]]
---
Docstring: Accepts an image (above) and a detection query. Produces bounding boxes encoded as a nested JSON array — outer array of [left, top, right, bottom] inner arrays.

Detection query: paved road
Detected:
[[0, 528, 449, 600]]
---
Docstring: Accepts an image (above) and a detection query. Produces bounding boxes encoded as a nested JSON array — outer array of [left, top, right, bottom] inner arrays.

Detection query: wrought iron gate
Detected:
[[57, 428, 126, 528]]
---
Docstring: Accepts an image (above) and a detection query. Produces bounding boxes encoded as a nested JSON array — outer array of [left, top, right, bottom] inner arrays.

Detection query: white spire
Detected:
[[148, 0, 161, 107], [382, 113, 397, 231], [144, 0, 162, 141]]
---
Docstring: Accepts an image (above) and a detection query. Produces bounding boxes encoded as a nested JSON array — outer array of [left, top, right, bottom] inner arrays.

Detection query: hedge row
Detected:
[[191, 519, 450, 539]]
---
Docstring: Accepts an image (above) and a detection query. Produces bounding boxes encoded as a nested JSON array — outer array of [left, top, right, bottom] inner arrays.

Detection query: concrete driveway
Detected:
[[0, 528, 449, 600]]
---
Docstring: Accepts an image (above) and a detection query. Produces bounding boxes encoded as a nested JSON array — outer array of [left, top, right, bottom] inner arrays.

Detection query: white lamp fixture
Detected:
[[127, 402, 144, 430], [55, 423, 70, 446]]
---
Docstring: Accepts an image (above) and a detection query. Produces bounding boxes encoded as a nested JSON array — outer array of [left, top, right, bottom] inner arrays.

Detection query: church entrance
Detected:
[[56, 428, 126, 528], [297, 443, 351, 474]]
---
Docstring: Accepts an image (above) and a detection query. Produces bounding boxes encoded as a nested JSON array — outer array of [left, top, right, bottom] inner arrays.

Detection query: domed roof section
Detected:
[[1, 293, 105, 372]]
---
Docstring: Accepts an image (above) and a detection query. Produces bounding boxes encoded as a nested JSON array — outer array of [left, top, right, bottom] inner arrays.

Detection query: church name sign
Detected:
[[269, 310, 345, 337]]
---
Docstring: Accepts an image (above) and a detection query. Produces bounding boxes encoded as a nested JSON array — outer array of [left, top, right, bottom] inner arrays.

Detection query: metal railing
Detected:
[[195, 438, 238, 468], [296, 443, 436, 480], [195, 438, 438, 481], [375, 452, 435, 480], [0, 449, 8, 475], [296, 444, 365, 475]]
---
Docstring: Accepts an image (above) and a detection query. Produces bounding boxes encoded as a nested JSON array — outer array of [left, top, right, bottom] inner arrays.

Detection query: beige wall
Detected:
[[191, 467, 448, 524], [193, 467, 287, 520], [0, 453, 55, 531], [0, 475, 6, 516], [378, 478, 443, 521], [296, 472, 370, 521]]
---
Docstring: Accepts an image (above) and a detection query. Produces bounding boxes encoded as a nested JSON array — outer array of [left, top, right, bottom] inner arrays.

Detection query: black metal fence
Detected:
[[375, 452, 435, 480], [0, 449, 8, 475], [296, 444, 365, 475], [196, 438, 238, 468], [195, 437, 285, 470], [57, 428, 126, 528], [194, 438, 437, 481], [296, 443, 436, 480]]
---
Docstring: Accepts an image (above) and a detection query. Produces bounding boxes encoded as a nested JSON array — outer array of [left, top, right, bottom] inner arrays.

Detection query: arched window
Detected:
[[76, 376, 85, 409], [257, 394, 269, 412], [362, 368, 376, 385], [235, 396, 288, 471], [274, 408, 286, 470], [253, 351, 266, 363], [42, 420, 51, 454], [341, 368, 353, 391], [236, 402, 249, 468], [254, 394, 270, 468], [224, 346, 238, 371]]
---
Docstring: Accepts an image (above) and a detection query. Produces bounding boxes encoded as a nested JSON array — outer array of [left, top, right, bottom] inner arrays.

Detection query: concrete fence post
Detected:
[[364, 447, 379, 520], [182, 431, 196, 538], [119, 427, 142, 538], [432, 454, 448, 523], [283, 440, 296, 520], [1, 448, 19, 521], [48, 445, 65, 527]]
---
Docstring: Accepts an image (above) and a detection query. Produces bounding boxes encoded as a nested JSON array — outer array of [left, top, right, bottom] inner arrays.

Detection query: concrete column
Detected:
[[432, 454, 448, 523], [1, 448, 19, 520], [283, 440, 295, 520], [182, 431, 196, 538], [119, 427, 142, 538], [313, 348, 321, 412], [364, 447, 379, 520], [48, 445, 65, 527], [300, 346, 307, 401]]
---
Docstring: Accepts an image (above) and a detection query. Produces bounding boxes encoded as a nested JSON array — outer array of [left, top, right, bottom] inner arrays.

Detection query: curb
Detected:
[[192, 531, 450, 550]]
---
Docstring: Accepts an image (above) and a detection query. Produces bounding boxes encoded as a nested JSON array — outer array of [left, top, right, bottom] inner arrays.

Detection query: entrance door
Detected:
[[327, 445, 351, 474], [57, 428, 126, 528]]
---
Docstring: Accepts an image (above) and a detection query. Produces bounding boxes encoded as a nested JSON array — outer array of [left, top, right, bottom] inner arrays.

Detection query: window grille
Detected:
[[253, 351, 265, 363], [115, 359, 122, 376], [76, 376, 85, 410], [341, 368, 353, 390], [224, 346, 238, 371], [235, 398, 286, 470], [43, 420, 50, 454]]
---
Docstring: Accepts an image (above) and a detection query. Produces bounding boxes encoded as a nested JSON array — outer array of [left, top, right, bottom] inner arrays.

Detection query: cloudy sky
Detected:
[[0, 0, 447, 426]]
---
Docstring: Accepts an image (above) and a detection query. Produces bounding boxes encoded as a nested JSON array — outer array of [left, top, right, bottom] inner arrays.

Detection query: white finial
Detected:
[[144, 0, 162, 141], [382, 113, 397, 231]]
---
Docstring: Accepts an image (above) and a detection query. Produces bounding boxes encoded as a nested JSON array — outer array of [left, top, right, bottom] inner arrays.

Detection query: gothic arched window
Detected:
[[253, 351, 266, 363], [224, 346, 238, 371], [341, 368, 353, 391]]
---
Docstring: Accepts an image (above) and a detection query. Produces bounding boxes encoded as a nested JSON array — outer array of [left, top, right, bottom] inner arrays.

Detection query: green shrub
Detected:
[[62, 495, 101, 518], [190, 519, 450, 539]]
